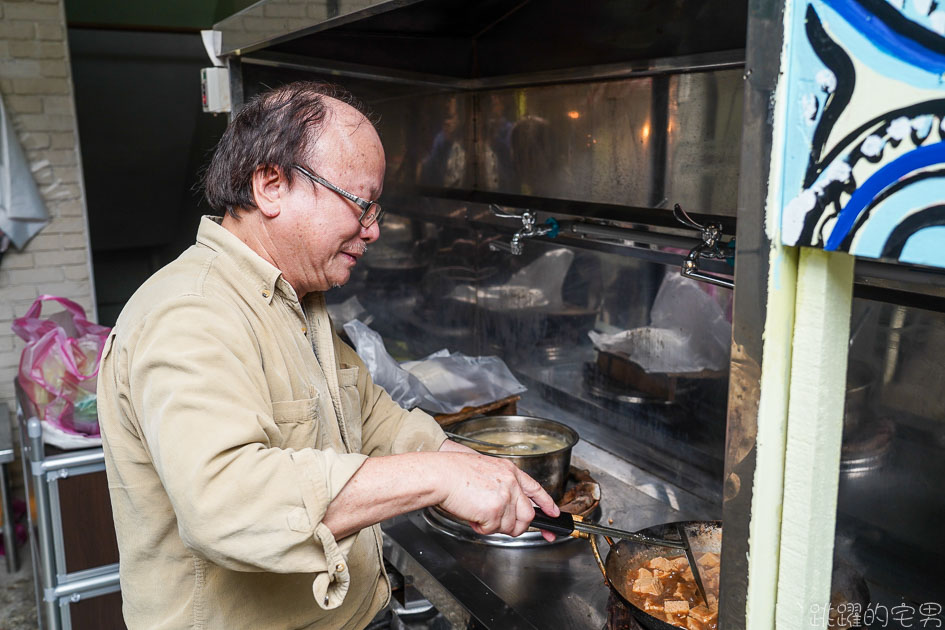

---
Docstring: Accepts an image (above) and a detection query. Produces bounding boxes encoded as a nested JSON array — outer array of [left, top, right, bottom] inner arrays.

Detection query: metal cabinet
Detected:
[[14, 384, 125, 630]]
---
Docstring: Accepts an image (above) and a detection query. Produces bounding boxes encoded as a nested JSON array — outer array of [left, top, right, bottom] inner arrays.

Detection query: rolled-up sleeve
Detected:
[[127, 296, 365, 606], [334, 337, 447, 457]]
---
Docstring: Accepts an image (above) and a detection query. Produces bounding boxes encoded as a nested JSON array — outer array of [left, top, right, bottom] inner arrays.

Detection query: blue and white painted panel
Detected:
[[777, 0, 945, 269]]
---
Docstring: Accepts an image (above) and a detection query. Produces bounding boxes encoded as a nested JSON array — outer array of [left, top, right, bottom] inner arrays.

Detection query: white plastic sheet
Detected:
[[589, 272, 731, 374], [0, 92, 50, 249], [343, 320, 525, 413]]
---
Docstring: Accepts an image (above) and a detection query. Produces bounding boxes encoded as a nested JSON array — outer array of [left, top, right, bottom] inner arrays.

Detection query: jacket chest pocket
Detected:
[[270, 397, 319, 449], [337, 366, 362, 453]]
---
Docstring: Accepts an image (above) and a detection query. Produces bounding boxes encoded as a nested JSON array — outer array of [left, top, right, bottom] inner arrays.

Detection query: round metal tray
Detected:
[[422, 506, 576, 547]]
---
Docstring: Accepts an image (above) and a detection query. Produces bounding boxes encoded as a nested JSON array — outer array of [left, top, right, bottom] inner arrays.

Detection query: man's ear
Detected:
[[251, 165, 285, 218]]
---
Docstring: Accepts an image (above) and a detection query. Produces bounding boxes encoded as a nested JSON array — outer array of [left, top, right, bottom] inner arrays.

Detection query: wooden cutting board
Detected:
[[431, 395, 521, 428]]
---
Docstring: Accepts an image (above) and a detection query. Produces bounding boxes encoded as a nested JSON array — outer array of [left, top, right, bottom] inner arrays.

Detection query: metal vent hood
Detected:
[[217, 0, 747, 81], [217, 0, 748, 230]]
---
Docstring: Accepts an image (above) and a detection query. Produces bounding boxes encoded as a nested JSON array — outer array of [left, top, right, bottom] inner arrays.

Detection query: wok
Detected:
[[598, 521, 721, 630], [589, 520, 869, 630]]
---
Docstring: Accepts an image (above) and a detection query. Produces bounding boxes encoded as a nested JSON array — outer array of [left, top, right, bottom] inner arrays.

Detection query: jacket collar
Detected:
[[195, 215, 298, 305]]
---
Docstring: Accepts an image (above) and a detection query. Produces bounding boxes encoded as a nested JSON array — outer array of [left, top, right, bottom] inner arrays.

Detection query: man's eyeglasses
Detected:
[[291, 164, 384, 228]]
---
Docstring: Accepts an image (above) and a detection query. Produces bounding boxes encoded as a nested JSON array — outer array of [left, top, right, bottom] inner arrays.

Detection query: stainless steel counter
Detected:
[[382, 435, 720, 629]]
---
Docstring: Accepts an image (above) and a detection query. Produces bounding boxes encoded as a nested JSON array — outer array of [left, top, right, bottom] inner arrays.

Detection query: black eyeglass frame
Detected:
[[291, 163, 384, 228]]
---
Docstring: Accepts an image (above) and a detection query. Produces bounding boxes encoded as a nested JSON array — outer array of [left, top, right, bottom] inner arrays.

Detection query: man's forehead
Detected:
[[320, 96, 371, 134], [309, 101, 381, 166]]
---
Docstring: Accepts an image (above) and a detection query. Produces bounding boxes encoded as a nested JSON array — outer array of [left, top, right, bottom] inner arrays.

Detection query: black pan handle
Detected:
[[531, 509, 576, 537]]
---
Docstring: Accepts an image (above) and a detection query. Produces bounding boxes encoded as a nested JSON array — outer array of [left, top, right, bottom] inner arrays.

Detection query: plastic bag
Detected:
[[507, 248, 574, 309], [342, 320, 525, 414], [326, 295, 372, 328], [448, 248, 574, 310], [11, 295, 110, 436], [589, 272, 731, 374], [401, 353, 526, 413]]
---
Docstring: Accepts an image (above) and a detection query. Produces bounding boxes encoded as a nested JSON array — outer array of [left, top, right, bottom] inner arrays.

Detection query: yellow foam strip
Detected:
[[745, 242, 799, 630], [776, 248, 854, 629]]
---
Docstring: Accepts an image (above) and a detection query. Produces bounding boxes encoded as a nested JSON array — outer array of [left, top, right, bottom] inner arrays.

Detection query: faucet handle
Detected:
[[489, 203, 524, 220], [673, 204, 705, 231]]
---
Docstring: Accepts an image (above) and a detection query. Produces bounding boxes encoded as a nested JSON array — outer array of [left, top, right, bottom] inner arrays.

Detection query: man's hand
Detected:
[[436, 451, 560, 541], [323, 447, 561, 541]]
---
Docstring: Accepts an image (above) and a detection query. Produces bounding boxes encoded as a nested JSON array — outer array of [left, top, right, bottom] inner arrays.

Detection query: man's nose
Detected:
[[361, 220, 380, 243]]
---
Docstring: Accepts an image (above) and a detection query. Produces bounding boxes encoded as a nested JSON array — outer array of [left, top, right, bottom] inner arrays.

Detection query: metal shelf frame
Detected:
[[14, 383, 120, 630]]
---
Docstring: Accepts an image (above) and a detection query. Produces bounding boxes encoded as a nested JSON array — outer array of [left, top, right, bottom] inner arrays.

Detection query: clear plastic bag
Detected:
[[11, 295, 110, 436], [342, 320, 525, 413], [589, 272, 731, 374]]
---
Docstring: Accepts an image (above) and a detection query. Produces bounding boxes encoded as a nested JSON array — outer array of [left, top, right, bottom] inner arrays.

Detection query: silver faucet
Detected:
[[488, 204, 559, 255], [673, 204, 734, 289]]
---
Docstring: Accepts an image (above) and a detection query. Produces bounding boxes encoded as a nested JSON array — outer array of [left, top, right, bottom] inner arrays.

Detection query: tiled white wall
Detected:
[[0, 0, 96, 419]]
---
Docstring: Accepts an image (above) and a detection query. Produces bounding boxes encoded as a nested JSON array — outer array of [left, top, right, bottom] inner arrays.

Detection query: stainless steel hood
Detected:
[[216, 0, 749, 246], [216, 0, 748, 79]]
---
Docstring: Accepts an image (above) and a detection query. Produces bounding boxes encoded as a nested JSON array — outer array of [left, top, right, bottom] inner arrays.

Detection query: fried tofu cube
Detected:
[[665, 600, 690, 615], [698, 552, 720, 568], [636, 567, 653, 580], [672, 556, 691, 570], [648, 556, 674, 571], [690, 604, 718, 624], [631, 576, 662, 596], [643, 598, 663, 613], [687, 617, 706, 630]]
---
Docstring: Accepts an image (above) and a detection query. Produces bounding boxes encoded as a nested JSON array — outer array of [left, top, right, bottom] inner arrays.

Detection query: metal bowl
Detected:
[[447, 415, 579, 501]]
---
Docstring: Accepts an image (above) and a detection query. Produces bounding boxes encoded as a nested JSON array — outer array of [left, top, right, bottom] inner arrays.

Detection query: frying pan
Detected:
[[592, 521, 869, 630], [598, 520, 721, 630]]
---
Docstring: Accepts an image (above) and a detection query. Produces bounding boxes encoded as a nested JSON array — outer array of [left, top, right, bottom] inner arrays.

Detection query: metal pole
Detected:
[[0, 463, 16, 573], [26, 418, 62, 630], [0, 404, 17, 573]]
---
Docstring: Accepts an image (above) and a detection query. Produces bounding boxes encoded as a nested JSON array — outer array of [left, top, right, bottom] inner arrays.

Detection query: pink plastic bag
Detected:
[[11, 295, 110, 436]]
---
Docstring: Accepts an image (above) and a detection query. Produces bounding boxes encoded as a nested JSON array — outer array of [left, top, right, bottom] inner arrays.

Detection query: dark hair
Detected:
[[202, 81, 370, 218]]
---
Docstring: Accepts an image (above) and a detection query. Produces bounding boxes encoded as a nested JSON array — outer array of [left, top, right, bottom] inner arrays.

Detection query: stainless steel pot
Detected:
[[447, 415, 579, 501]]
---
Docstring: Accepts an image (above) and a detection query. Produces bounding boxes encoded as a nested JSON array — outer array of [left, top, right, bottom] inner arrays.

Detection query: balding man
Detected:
[[97, 82, 558, 630]]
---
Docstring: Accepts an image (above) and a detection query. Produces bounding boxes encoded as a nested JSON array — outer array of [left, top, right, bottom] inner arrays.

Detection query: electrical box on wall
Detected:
[[200, 67, 230, 113]]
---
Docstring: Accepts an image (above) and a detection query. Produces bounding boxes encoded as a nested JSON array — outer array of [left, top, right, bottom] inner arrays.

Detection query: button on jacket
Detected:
[[98, 216, 447, 630]]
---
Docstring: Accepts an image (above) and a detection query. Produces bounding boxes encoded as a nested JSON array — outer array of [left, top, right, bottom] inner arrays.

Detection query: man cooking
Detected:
[[96, 81, 559, 630]]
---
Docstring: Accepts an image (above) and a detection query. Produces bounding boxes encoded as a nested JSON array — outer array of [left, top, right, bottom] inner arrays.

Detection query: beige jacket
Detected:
[[98, 216, 447, 630]]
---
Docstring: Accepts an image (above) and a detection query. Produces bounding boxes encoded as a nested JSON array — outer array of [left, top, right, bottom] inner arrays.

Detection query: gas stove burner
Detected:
[[583, 363, 675, 406], [585, 380, 674, 406], [840, 418, 894, 476], [534, 344, 570, 363], [422, 468, 601, 547]]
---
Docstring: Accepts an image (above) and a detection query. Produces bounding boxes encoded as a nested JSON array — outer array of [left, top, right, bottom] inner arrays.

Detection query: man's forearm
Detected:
[[321, 438, 559, 541], [321, 451, 450, 539]]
